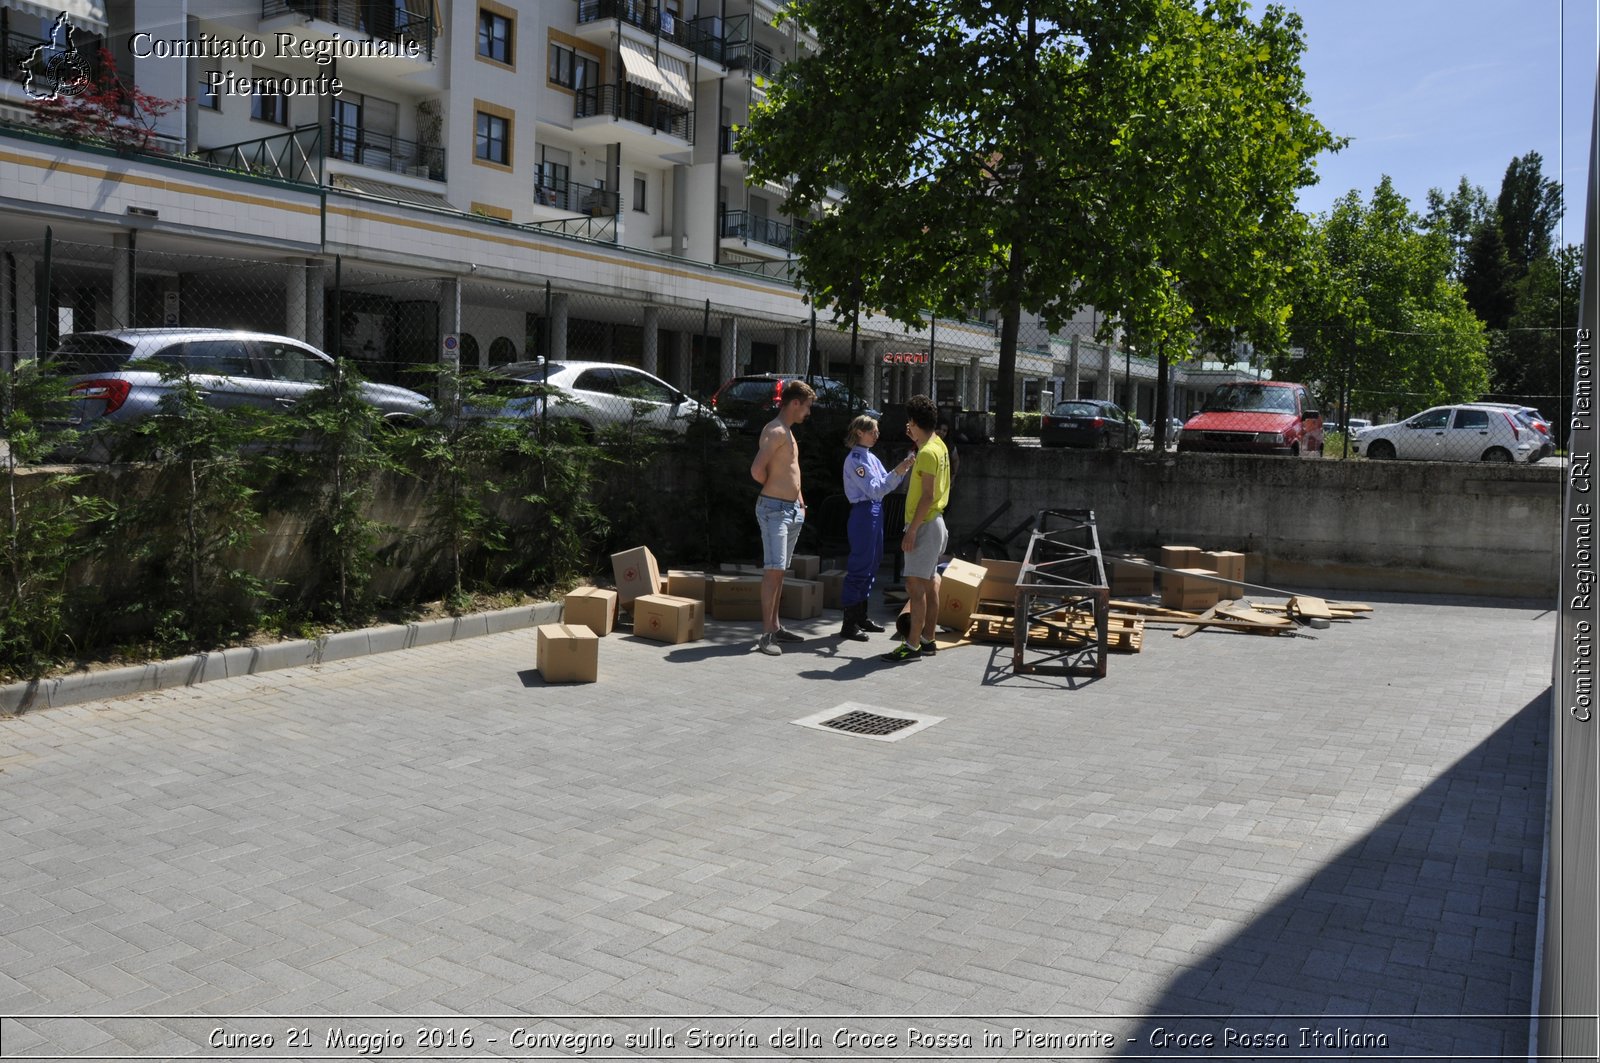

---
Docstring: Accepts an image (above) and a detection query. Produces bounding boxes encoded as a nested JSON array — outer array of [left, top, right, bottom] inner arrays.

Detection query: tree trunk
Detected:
[[996, 300, 1020, 443], [1154, 342, 1170, 449]]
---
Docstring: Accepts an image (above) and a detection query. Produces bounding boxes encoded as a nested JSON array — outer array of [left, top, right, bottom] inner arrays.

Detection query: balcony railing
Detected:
[[575, 83, 694, 143], [534, 176, 619, 217], [196, 123, 323, 184], [720, 124, 739, 155], [576, 0, 724, 64], [262, 0, 436, 61], [329, 121, 444, 181], [721, 209, 802, 251]]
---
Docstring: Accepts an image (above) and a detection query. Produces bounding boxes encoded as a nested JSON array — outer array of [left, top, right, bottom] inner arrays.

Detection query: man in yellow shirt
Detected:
[[882, 394, 950, 662]]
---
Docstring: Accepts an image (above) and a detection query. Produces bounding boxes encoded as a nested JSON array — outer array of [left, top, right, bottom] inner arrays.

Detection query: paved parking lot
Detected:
[[0, 590, 1553, 1060]]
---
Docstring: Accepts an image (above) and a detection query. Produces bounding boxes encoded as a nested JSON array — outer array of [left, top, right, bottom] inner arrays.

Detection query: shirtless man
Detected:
[[749, 380, 816, 655]]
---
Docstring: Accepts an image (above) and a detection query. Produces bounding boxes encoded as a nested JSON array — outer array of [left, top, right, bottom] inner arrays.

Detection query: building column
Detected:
[[675, 331, 692, 391], [438, 277, 462, 401], [306, 261, 327, 351], [967, 356, 981, 410], [720, 316, 738, 383], [641, 306, 659, 376], [285, 260, 308, 343], [863, 340, 884, 408], [14, 255, 38, 361], [1066, 336, 1081, 402], [112, 233, 132, 328], [551, 293, 569, 361]]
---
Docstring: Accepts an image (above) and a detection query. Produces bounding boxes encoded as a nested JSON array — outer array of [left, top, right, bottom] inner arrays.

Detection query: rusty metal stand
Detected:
[[1011, 509, 1110, 678]]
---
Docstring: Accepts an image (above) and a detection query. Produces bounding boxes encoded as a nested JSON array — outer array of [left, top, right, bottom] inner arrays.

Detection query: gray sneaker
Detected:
[[757, 633, 782, 656]]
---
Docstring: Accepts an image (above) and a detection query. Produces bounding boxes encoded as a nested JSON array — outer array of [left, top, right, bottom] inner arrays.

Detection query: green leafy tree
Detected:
[[1424, 176, 1492, 279], [0, 363, 113, 679], [1495, 150, 1563, 274], [739, 0, 1338, 440], [277, 359, 408, 622], [1492, 243, 1583, 416], [1286, 177, 1490, 417], [109, 366, 279, 649]]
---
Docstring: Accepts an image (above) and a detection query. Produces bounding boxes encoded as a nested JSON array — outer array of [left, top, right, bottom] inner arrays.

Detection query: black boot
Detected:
[[839, 602, 870, 642], [857, 605, 887, 634]]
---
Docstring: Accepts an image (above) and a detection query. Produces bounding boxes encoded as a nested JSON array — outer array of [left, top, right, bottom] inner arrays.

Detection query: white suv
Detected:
[[1352, 405, 1538, 464]]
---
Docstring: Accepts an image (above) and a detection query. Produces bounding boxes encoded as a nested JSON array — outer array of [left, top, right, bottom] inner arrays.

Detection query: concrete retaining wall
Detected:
[[941, 448, 1561, 598]]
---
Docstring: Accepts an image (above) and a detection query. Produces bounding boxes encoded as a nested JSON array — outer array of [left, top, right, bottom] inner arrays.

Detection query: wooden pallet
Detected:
[[969, 609, 1144, 652]]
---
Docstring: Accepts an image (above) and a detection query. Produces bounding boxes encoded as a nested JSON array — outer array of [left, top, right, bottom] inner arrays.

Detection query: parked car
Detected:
[[710, 373, 879, 436], [1039, 399, 1140, 449], [46, 328, 433, 459], [1465, 403, 1553, 458], [1176, 381, 1323, 456], [1351, 404, 1537, 463], [488, 360, 727, 440]]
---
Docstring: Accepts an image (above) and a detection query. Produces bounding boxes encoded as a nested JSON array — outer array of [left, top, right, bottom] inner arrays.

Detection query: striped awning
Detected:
[[331, 174, 453, 212], [654, 52, 695, 109], [618, 37, 670, 97], [2, 1, 107, 32]]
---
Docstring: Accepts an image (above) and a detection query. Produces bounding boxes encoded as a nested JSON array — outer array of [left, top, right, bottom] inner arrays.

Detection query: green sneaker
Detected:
[[879, 642, 922, 663]]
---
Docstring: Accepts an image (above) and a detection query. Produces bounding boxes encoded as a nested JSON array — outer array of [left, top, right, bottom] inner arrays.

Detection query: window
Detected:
[[249, 72, 288, 125], [538, 152, 571, 207], [198, 71, 219, 110], [256, 340, 331, 383], [1409, 409, 1451, 430], [632, 172, 647, 213], [549, 43, 598, 90], [475, 110, 510, 166], [1453, 408, 1490, 430], [478, 9, 512, 64]]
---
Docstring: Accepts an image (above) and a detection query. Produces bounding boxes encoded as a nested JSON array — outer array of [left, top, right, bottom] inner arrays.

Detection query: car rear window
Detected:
[[1051, 402, 1100, 417], [725, 380, 780, 403], [49, 334, 136, 374]]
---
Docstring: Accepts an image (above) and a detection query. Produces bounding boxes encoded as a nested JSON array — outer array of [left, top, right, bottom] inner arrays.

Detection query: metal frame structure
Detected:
[[1011, 509, 1110, 678]]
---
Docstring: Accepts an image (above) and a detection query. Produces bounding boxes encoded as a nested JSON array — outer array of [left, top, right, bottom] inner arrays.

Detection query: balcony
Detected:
[[720, 209, 803, 255], [195, 123, 323, 184], [261, 0, 436, 62], [724, 40, 777, 78], [720, 124, 738, 155], [329, 120, 443, 181], [533, 176, 619, 217], [575, 0, 724, 65], [574, 83, 693, 145]]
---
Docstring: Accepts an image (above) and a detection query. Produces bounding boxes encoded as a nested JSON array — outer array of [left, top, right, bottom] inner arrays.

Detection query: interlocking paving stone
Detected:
[[0, 591, 1553, 1059]]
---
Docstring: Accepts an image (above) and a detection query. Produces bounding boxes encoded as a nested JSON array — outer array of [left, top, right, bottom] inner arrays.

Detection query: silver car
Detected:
[[48, 328, 432, 458], [488, 360, 727, 440]]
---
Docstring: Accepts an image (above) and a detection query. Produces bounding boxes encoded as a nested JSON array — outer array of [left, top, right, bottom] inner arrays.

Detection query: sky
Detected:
[[1282, 0, 1598, 245]]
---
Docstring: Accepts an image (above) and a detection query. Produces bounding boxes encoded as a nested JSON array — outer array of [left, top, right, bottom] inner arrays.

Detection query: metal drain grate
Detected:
[[791, 702, 944, 743], [820, 710, 917, 736]]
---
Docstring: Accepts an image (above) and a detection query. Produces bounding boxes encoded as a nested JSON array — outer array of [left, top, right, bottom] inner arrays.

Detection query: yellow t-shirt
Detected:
[[905, 434, 951, 524]]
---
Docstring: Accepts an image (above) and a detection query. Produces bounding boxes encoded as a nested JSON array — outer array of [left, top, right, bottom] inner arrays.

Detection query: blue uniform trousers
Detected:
[[844, 498, 885, 607]]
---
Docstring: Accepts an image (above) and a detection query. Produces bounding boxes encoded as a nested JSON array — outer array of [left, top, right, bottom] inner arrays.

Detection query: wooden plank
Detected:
[[1174, 603, 1227, 638], [1215, 604, 1294, 628], [1288, 595, 1335, 620]]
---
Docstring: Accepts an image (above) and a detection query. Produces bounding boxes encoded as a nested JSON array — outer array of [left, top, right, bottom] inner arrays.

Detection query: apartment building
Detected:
[[0, 0, 1231, 420]]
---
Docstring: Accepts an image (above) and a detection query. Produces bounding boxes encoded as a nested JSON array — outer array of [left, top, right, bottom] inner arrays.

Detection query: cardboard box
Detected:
[[978, 558, 1024, 605], [632, 593, 705, 644], [1162, 567, 1221, 611], [1159, 545, 1203, 571], [711, 575, 765, 621], [1201, 550, 1246, 596], [666, 569, 714, 601], [788, 553, 820, 580], [819, 569, 847, 609], [718, 562, 763, 575], [536, 623, 599, 683], [563, 586, 618, 637], [1106, 554, 1155, 597], [611, 545, 661, 607], [937, 558, 987, 631], [780, 578, 823, 619]]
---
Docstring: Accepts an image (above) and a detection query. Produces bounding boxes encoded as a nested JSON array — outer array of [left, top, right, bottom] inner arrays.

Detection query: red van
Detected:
[[1176, 381, 1323, 456]]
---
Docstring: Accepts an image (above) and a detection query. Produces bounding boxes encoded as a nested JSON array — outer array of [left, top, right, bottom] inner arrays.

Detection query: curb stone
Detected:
[[0, 601, 564, 716]]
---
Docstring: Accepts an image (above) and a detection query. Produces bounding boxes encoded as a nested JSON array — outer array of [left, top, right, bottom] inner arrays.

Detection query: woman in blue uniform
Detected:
[[839, 416, 915, 641]]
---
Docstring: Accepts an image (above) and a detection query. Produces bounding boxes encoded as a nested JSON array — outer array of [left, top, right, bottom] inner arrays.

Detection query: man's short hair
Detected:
[[906, 394, 938, 431], [781, 380, 816, 406]]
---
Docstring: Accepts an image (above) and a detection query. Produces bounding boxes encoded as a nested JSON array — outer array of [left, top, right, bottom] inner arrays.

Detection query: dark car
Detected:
[[1039, 399, 1140, 449], [710, 374, 880, 436]]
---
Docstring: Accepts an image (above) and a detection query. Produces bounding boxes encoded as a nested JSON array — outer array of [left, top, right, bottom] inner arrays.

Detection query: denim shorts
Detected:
[[755, 495, 805, 570]]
